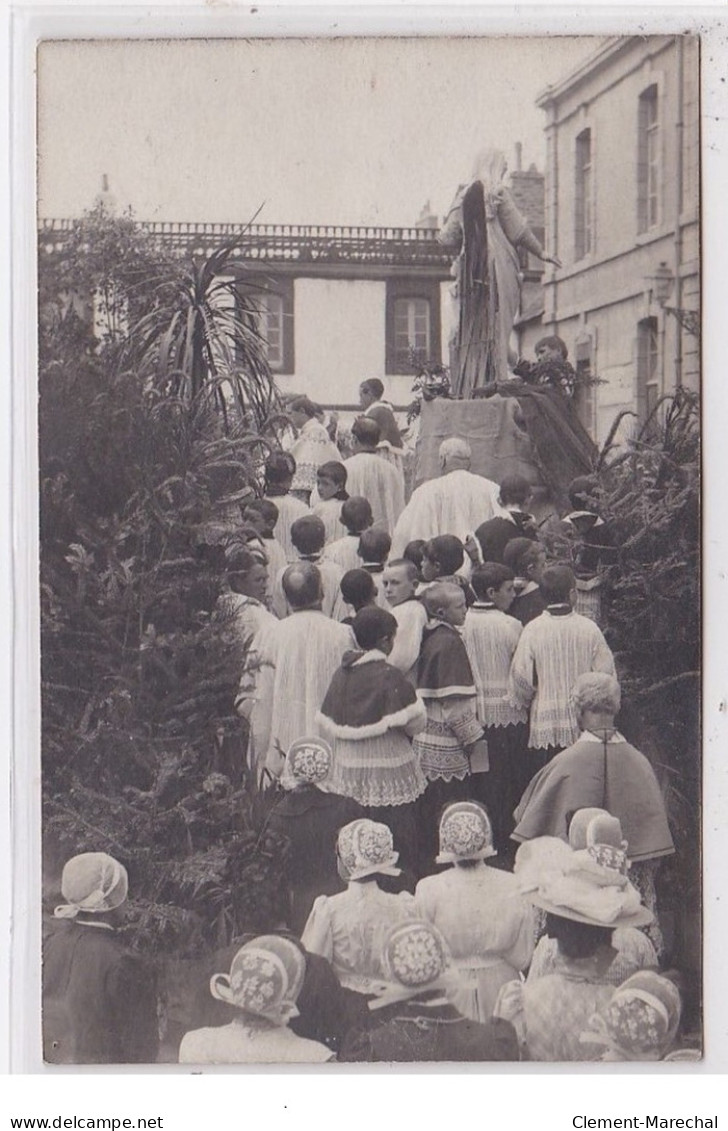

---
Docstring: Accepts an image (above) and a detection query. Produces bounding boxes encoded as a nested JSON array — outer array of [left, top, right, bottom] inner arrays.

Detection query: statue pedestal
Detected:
[[414, 395, 542, 489]]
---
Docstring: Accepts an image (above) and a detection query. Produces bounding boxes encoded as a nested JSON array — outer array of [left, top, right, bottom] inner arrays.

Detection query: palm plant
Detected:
[[122, 236, 279, 433]]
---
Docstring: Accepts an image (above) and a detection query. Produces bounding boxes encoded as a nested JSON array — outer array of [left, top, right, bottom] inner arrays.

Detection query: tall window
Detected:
[[385, 279, 441, 374], [238, 278, 294, 374], [575, 129, 593, 260], [258, 292, 284, 370], [636, 317, 660, 423], [574, 335, 595, 434], [638, 85, 660, 232], [394, 298, 430, 366]]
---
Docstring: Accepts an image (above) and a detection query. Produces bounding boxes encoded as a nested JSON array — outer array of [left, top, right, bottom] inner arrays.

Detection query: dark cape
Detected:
[[512, 733, 675, 862], [43, 918, 159, 1065], [319, 654, 423, 736], [417, 623, 476, 700]]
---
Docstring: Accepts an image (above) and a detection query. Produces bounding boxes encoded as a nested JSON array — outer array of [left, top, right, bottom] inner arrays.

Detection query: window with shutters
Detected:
[[638, 85, 660, 233], [636, 317, 660, 423], [574, 337, 596, 434], [237, 278, 294, 374], [385, 279, 441, 374], [574, 129, 593, 260]]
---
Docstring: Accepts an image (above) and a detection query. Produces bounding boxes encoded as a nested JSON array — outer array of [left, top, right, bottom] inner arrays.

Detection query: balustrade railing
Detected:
[[38, 218, 453, 267]]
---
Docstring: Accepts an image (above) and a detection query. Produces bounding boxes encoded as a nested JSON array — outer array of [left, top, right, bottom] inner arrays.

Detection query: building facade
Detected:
[[535, 35, 700, 443]]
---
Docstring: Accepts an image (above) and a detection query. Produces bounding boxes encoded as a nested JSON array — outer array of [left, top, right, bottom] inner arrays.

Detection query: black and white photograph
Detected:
[[31, 30, 704, 1069]]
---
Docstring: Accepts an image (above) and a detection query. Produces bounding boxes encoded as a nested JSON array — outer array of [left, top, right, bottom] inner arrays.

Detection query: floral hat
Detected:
[[54, 853, 129, 919], [518, 815, 652, 929], [281, 736, 332, 791], [337, 819, 400, 882], [436, 801, 497, 864], [370, 921, 451, 1011], [209, 935, 306, 1027], [581, 971, 682, 1060]]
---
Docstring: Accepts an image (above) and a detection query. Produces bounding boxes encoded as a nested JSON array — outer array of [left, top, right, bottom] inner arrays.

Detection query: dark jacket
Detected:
[[475, 514, 537, 564], [265, 787, 365, 933], [43, 917, 159, 1064], [340, 997, 520, 1063], [510, 587, 546, 626]]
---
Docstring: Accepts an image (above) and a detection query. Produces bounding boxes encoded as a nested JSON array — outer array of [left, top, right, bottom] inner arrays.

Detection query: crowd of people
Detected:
[[43, 375, 698, 1065]]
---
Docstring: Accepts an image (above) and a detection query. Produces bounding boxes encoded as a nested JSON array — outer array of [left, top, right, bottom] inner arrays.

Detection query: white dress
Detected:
[[508, 610, 616, 750], [343, 452, 405, 535], [179, 1018, 333, 1064], [390, 469, 502, 557], [415, 864, 535, 1022], [462, 605, 527, 728], [302, 881, 416, 994]]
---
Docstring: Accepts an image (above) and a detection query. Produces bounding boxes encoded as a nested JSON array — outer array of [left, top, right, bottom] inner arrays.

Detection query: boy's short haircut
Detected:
[[340, 568, 376, 609], [471, 562, 515, 601], [358, 527, 392, 564], [424, 534, 464, 576], [288, 395, 320, 418], [403, 539, 426, 571], [244, 498, 279, 528], [265, 451, 296, 487], [384, 558, 418, 583], [360, 378, 384, 400], [498, 474, 532, 507], [291, 514, 326, 555], [503, 536, 543, 575], [340, 496, 374, 535], [352, 605, 398, 651], [535, 335, 568, 359], [225, 544, 258, 576], [317, 461, 348, 487], [352, 416, 381, 447], [539, 563, 576, 604], [568, 475, 600, 510], [423, 581, 463, 619]]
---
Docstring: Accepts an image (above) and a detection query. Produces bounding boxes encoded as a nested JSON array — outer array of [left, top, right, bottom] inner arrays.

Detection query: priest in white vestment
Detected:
[[390, 438, 502, 557], [343, 417, 405, 535], [252, 563, 352, 780]]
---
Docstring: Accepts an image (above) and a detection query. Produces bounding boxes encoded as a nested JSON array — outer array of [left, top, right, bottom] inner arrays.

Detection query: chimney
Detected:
[[415, 200, 438, 230], [515, 142, 523, 172]]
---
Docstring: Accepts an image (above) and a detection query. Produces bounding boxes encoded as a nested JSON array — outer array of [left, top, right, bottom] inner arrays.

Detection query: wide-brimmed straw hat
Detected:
[[518, 812, 653, 929]]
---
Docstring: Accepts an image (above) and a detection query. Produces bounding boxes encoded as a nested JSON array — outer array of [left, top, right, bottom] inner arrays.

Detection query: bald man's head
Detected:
[[439, 437, 472, 473], [282, 562, 323, 610]]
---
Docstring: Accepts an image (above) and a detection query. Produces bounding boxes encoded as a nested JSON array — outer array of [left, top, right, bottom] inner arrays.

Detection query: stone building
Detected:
[[534, 35, 700, 442]]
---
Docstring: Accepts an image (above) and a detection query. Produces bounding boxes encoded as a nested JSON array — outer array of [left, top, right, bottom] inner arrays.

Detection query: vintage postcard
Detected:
[[23, 27, 711, 1078]]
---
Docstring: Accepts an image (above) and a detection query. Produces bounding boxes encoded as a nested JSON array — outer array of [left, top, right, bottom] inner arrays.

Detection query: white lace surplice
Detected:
[[343, 452, 405, 535], [462, 606, 527, 728], [508, 611, 616, 750]]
